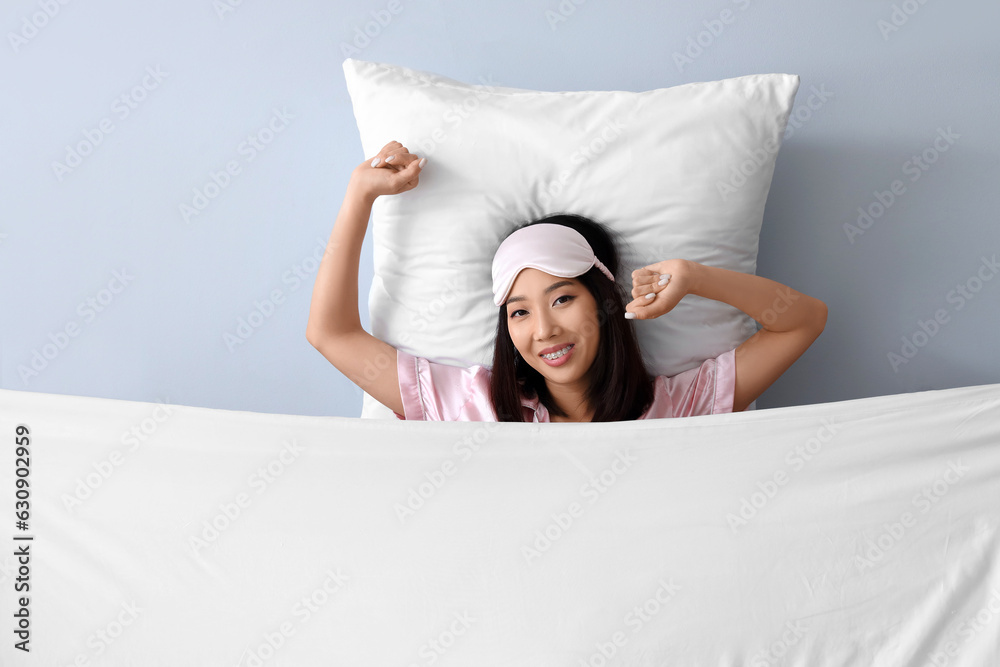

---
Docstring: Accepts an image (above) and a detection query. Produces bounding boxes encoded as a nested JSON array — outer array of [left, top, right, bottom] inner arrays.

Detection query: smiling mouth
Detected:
[[540, 344, 574, 359]]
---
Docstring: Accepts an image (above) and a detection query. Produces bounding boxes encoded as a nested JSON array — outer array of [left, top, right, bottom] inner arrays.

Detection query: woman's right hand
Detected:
[[349, 140, 425, 201]]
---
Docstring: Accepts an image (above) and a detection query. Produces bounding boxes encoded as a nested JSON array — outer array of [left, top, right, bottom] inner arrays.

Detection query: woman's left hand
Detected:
[[625, 259, 696, 320]]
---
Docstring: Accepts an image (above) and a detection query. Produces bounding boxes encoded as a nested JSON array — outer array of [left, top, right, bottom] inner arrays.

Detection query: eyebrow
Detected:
[[505, 280, 576, 306]]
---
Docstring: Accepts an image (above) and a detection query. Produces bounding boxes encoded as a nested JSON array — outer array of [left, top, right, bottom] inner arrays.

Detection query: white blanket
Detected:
[[2, 384, 999, 666]]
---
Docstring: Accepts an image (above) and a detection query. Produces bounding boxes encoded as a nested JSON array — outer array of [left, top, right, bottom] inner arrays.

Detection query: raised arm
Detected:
[[306, 141, 424, 415], [686, 262, 827, 412], [305, 180, 375, 340]]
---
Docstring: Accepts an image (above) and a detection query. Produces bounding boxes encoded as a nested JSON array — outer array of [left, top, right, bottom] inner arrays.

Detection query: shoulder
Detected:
[[643, 348, 736, 419], [395, 349, 497, 421]]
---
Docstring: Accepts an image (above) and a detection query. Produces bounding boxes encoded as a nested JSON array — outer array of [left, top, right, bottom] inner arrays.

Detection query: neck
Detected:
[[551, 410, 594, 423], [546, 380, 593, 422]]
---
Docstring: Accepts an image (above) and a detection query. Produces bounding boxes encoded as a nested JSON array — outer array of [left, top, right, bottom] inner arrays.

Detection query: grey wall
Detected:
[[3, 0, 997, 416]]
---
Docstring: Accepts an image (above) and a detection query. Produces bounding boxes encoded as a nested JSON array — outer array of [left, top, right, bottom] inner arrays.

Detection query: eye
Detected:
[[509, 295, 574, 319], [555, 295, 574, 306]]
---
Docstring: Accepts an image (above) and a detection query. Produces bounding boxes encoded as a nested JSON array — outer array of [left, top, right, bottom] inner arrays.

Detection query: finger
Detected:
[[374, 151, 400, 168], [631, 268, 659, 281], [631, 277, 668, 299], [371, 141, 404, 167], [632, 285, 656, 299], [632, 273, 671, 293], [393, 158, 424, 189], [626, 275, 678, 318], [638, 268, 669, 281], [646, 274, 671, 291], [385, 151, 418, 168], [624, 302, 651, 320], [384, 150, 424, 175], [631, 279, 657, 297], [371, 152, 399, 168], [382, 143, 407, 159], [630, 270, 659, 289]]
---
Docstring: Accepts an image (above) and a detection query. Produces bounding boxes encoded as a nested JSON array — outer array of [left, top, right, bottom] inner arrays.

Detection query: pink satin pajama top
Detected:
[[392, 348, 737, 422]]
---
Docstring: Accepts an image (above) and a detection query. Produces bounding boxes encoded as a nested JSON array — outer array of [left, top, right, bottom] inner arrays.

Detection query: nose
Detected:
[[533, 308, 561, 342]]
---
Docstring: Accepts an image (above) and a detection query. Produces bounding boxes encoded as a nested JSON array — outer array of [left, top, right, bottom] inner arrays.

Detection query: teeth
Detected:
[[543, 345, 573, 360]]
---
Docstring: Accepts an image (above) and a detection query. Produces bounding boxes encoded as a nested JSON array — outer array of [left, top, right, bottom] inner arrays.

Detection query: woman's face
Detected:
[[504, 268, 600, 382]]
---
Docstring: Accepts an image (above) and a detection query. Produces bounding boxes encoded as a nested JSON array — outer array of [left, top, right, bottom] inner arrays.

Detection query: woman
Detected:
[[306, 141, 828, 422]]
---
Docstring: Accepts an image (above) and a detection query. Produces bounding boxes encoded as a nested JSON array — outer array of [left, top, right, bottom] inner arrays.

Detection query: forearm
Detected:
[[306, 181, 375, 339], [687, 261, 826, 332]]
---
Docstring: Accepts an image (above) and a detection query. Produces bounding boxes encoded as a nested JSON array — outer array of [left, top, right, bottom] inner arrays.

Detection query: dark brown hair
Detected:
[[488, 213, 656, 422]]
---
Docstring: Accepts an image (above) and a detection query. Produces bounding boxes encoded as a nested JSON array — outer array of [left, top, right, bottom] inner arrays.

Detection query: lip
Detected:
[[540, 344, 575, 367], [539, 343, 575, 356]]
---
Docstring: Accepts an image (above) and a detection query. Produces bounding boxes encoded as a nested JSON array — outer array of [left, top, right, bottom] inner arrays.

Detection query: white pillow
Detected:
[[342, 59, 799, 419]]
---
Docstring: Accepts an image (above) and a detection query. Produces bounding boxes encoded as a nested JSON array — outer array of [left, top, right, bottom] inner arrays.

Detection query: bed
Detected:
[[2, 382, 999, 665]]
